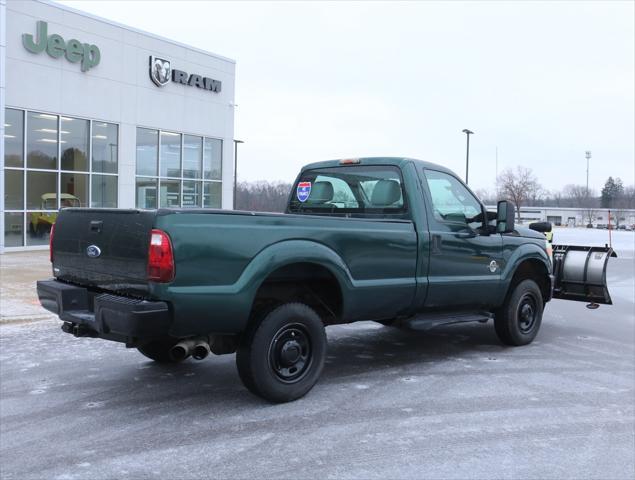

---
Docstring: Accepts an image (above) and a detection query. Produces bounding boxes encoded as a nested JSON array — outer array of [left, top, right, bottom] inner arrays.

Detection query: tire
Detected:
[[137, 339, 183, 363], [236, 303, 327, 403], [494, 279, 544, 346]]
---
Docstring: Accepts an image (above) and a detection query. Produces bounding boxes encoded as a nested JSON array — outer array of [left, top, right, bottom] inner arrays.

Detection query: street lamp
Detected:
[[233, 139, 244, 209], [585, 150, 592, 196], [462, 129, 474, 184]]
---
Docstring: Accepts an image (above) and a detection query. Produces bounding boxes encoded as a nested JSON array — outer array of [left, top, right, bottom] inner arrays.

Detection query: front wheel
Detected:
[[236, 303, 327, 403], [494, 279, 544, 346]]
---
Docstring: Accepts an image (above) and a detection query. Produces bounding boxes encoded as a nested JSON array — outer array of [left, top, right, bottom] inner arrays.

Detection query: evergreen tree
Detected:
[[600, 177, 624, 208]]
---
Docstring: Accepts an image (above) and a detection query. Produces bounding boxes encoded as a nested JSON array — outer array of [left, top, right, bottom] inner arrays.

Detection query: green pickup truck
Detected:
[[37, 157, 615, 402]]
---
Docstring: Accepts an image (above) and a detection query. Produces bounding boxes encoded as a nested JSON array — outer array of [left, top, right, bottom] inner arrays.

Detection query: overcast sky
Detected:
[[62, 0, 634, 194]]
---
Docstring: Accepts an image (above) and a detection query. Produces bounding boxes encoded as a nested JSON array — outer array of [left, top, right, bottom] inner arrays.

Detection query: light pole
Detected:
[[233, 139, 244, 210], [462, 129, 474, 184], [585, 150, 592, 197]]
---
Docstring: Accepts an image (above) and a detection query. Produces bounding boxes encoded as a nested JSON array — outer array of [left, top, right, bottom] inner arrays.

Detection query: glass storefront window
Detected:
[[27, 211, 54, 245], [135, 128, 223, 209], [136, 128, 158, 176], [4, 109, 24, 167], [4, 213, 24, 247], [92, 123, 118, 174], [61, 172, 88, 207], [92, 175, 118, 208], [160, 131, 181, 177], [160, 179, 181, 208], [3, 109, 119, 249], [26, 171, 57, 210], [203, 138, 222, 180], [27, 112, 58, 170], [60, 117, 89, 171], [136, 177, 157, 209], [183, 135, 202, 179], [4, 169, 24, 210], [182, 180, 201, 207], [203, 182, 222, 208]]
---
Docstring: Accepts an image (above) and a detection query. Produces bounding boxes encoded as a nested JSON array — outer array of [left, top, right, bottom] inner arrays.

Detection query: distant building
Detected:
[[486, 206, 635, 228]]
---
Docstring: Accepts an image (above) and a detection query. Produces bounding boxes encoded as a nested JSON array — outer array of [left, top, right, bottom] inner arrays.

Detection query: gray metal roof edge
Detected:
[[36, 0, 237, 65]]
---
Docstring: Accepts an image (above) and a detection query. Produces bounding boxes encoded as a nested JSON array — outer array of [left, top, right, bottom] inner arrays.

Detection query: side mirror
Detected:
[[496, 200, 516, 233]]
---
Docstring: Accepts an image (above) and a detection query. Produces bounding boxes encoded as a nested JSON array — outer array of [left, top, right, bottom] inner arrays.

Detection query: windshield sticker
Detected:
[[297, 182, 312, 202]]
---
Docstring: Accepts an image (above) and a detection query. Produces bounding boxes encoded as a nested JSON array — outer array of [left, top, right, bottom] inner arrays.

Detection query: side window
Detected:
[[424, 169, 482, 227]]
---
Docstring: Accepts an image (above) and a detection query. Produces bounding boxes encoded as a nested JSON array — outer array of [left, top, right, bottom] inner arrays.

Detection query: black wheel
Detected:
[[236, 303, 327, 403], [494, 279, 544, 346], [137, 339, 183, 363]]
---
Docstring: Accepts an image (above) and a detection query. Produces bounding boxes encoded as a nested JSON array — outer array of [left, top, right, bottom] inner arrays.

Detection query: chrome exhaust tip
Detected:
[[192, 342, 211, 360]]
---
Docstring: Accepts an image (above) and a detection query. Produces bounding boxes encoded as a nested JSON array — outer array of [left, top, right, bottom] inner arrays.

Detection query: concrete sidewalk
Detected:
[[0, 250, 54, 323]]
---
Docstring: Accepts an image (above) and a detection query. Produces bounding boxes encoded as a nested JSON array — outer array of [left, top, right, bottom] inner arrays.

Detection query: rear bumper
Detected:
[[37, 279, 171, 341]]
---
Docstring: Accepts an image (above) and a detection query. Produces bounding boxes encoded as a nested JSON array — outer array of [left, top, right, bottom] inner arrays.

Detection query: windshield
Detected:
[[288, 165, 407, 216]]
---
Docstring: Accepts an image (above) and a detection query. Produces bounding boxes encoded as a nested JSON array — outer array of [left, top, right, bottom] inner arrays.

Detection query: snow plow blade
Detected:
[[552, 244, 617, 305]]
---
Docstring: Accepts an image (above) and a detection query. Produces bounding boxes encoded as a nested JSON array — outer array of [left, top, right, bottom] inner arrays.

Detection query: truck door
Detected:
[[418, 168, 503, 308]]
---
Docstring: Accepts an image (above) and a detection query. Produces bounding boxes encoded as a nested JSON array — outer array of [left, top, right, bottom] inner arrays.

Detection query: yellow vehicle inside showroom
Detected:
[[29, 193, 80, 237]]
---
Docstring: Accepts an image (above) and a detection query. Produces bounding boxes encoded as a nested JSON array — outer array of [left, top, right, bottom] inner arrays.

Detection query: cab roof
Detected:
[[300, 157, 456, 176]]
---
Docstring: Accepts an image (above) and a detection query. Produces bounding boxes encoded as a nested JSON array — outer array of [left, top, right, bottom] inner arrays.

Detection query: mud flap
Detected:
[[552, 244, 617, 305]]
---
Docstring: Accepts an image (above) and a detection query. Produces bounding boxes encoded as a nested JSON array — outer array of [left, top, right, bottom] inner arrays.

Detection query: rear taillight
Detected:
[[49, 223, 55, 263], [148, 229, 175, 283]]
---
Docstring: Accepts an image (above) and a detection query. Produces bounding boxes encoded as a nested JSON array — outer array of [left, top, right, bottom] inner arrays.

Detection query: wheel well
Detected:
[[509, 259, 550, 302], [250, 263, 343, 326]]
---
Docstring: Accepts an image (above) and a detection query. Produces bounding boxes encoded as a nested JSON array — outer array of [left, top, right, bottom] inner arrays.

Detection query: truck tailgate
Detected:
[[52, 209, 156, 296]]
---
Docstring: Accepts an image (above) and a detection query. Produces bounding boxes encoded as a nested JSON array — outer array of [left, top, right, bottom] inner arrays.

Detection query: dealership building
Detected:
[[0, 0, 236, 252]]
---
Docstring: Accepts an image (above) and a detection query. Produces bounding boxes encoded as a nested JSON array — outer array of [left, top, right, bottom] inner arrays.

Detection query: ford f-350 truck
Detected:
[[37, 157, 615, 402]]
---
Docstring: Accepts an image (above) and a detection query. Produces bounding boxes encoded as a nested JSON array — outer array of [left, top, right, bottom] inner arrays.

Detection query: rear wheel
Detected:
[[236, 303, 327, 403], [137, 339, 183, 363], [494, 279, 544, 346]]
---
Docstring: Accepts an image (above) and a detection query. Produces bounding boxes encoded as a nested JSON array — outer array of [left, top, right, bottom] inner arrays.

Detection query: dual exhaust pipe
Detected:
[[170, 336, 211, 362]]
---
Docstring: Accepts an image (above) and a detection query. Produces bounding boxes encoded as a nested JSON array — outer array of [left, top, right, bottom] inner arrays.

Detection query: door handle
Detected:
[[431, 234, 442, 254], [456, 230, 477, 239]]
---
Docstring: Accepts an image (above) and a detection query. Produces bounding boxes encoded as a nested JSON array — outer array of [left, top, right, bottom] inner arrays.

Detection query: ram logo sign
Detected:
[[148, 55, 222, 93], [149, 56, 171, 86]]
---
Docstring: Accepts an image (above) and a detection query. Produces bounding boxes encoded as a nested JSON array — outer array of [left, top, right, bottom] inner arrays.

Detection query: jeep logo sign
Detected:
[[22, 21, 100, 72], [148, 55, 221, 93]]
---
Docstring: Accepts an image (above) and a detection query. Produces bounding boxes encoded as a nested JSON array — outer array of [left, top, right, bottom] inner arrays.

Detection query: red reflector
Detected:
[[147, 229, 175, 283], [49, 223, 56, 263]]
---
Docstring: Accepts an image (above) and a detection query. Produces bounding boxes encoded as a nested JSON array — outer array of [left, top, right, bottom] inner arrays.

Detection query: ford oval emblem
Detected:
[[86, 245, 101, 258]]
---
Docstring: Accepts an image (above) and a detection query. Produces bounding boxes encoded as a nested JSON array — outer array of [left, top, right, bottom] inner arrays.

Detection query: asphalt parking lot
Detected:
[[1, 229, 633, 479]]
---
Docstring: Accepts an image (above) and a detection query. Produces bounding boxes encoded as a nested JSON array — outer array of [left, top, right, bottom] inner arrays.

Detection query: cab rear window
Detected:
[[288, 165, 407, 217]]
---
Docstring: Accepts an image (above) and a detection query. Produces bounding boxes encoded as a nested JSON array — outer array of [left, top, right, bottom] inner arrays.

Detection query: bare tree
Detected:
[[563, 184, 590, 206], [473, 188, 496, 205], [579, 207, 597, 226], [623, 185, 635, 209], [235, 181, 292, 212], [496, 167, 540, 222]]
